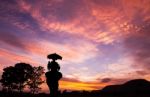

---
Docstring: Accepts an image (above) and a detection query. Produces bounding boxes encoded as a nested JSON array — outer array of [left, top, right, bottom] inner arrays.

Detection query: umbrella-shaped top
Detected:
[[47, 53, 62, 60]]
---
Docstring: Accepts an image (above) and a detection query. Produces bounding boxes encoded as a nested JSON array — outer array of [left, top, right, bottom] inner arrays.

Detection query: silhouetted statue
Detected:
[[47, 60, 60, 71], [46, 70, 62, 97], [46, 53, 62, 97]]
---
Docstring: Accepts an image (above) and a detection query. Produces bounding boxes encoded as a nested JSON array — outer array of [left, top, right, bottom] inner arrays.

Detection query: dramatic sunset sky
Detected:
[[0, 0, 150, 92]]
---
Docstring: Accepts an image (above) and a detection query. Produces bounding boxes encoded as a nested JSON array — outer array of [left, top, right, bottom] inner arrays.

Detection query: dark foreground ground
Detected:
[[0, 91, 150, 97]]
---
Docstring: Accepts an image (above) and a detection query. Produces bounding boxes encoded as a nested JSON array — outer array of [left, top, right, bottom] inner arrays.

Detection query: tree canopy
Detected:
[[0, 63, 44, 93]]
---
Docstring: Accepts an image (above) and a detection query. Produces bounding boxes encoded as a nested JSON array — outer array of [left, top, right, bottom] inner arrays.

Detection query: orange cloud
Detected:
[[41, 77, 107, 92], [59, 80, 106, 91]]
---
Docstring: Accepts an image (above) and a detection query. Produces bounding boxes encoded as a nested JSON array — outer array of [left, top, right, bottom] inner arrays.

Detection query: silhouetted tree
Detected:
[[0, 66, 17, 92], [0, 63, 33, 93], [14, 63, 33, 93], [27, 66, 45, 94]]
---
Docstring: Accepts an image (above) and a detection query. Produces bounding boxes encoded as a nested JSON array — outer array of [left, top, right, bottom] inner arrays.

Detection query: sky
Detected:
[[0, 0, 150, 92]]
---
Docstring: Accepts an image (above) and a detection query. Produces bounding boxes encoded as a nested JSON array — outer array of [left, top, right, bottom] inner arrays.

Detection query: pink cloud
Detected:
[[24, 40, 99, 64], [17, 0, 130, 45]]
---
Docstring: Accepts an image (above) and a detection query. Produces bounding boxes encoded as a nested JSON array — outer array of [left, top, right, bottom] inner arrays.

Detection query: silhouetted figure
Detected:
[[46, 53, 63, 97]]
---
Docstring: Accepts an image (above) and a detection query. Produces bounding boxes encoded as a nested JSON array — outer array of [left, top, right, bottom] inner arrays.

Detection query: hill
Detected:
[[100, 79, 150, 96]]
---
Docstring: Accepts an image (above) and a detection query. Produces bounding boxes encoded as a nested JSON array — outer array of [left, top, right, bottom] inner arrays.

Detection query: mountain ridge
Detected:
[[100, 79, 150, 95]]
